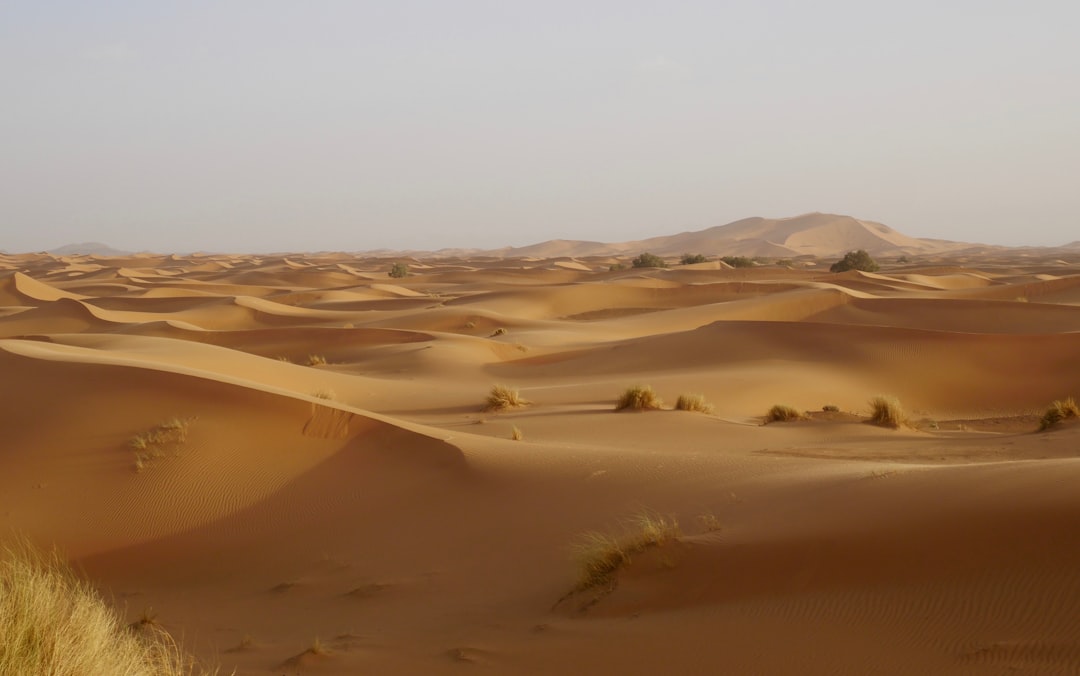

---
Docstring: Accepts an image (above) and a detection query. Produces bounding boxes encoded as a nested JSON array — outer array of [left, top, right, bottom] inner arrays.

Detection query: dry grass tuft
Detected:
[[129, 418, 191, 472], [1040, 397, 1080, 430], [311, 390, 336, 401], [306, 354, 328, 366], [822, 404, 840, 413], [484, 385, 530, 412], [0, 538, 211, 675], [511, 426, 524, 441], [765, 404, 805, 423], [674, 394, 713, 414], [615, 385, 664, 411], [571, 512, 680, 592], [489, 327, 507, 337], [868, 395, 907, 428]]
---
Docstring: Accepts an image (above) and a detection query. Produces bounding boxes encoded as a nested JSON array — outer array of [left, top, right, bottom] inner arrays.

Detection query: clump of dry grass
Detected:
[[674, 394, 713, 414], [489, 327, 506, 337], [868, 395, 906, 428], [765, 404, 805, 423], [311, 390, 336, 401], [484, 385, 530, 412], [571, 512, 680, 592], [511, 426, 524, 441], [129, 418, 190, 472], [306, 354, 328, 366], [822, 404, 840, 413], [0, 538, 211, 675], [615, 385, 663, 411], [1040, 397, 1079, 430]]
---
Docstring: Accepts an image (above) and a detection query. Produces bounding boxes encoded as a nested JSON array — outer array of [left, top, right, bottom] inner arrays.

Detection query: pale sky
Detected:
[[2, 1, 1078, 253]]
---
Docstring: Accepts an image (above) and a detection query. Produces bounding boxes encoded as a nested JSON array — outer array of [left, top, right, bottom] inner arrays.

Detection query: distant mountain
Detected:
[[48, 242, 132, 256], [499, 213, 971, 260]]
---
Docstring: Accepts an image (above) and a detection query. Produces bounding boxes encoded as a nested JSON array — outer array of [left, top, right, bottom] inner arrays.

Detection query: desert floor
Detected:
[[2, 251, 1079, 675]]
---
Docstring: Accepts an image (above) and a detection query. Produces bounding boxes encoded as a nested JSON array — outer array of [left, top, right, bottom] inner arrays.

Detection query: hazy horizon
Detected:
[[3, 2, 1078, 253]]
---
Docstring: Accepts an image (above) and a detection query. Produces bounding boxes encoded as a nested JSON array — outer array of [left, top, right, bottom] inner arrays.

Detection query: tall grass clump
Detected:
[[674, 394, 713, 414], [765, 404, 805, 423], [1040, 397, 1080, 430], [571, 512, 680, 592], [484, 385, 529, 412], [615, 385, 663, 411], [0, 539, 210, 675], [306, 354, 328, 366], [868, 395, 906, 428]]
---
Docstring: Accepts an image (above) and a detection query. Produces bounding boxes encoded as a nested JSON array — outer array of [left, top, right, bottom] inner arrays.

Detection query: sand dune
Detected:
[[2, 248, 1079, 674]]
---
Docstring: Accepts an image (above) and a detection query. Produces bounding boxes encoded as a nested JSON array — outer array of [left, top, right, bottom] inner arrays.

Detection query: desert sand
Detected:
[[2, 245, 1079, 675]]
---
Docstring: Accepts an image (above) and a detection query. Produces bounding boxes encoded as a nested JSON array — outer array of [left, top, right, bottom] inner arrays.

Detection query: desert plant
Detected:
[[1039, 397, 1080, 430], [830, 249, 880, 273], [608, 263, 626, 271], [484, 385, 529, 412], [0, 539, 210, 675], [674, 394, 713, 414], [511, 426, 524, 441], [631, 252, 667, 269], [571, 512, 680, 592], [489, 327, 506, 337], [615, 385, 663, 411], [306, 354, 327, 366], [720, 256, 755, 268], [388, 262, 409, 278], [868, 395, 906, 428], [128, 418, 190, 472], [679, 253, 707, 265], [312, 390, 336, 401], [765, 404, 805, 423], [822, 404, 840, 412]]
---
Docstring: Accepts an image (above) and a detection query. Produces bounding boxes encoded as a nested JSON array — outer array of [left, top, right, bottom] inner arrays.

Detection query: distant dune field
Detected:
[[2, 246, 1079, 675]]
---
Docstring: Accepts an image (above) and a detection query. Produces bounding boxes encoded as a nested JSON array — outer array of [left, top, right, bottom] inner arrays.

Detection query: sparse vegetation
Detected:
[[0, 538, 210, 675], [1039, 397, 1080, 430], [765, 404, 805, 423], [608, 263, 626, 272], [822, 404, 840, 413], [570, 512, 680, 592], [511, 426, 524, 441], [696, 513, 722, 532], [129, 418, 190, 472], [868, 395, 906, 428], [615, 385, 663, 411], [312, 390, 336, 401], [674, 393, 714, 414], [489, 327, 506, 337], [306, 354, 328, 366], [631, 252, 667, 269], [679, 253, 707, 265], [484, 385, 529, 412], [388, 262, 409, 278], [720, 256, 755, 268], [830, 249, 880, 273]]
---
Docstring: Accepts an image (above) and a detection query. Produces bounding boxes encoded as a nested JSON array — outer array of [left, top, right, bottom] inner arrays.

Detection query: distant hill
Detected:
[[499, 213, 972, 260], [48, 242, 132, 256]]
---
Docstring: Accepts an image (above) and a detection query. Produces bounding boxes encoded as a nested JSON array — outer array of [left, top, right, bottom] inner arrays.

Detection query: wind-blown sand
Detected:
[[2, 250, 1079, 674]]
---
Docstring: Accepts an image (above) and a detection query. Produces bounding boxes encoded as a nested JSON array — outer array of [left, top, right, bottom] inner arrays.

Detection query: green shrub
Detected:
[[830, 249, 880, 273], [679, 253, 707, 265], [631, 252, 667, 269], [388, 262, 409, 278]]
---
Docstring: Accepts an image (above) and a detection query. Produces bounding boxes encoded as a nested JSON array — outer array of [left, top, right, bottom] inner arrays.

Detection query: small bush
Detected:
[[571, 512, 680, 592], [720, 256, 755, 268], [830, 249, 880, 273], [679, 253, 707, 265], [128, 418, 190, 472], [608, 263, 626, 272], [511, 426, 524, 441], [615, 385, 663, 411], [306, 354, 327, 366], [675, 394, 713, 414], [765, 404, 805, 423], [1039, 397, 1080, 430], [388, 262, 409, 278], [484, 385, 529, 412], [489, 327, 506, 337], [0, 539, 209, 675], [868, 395, 906, 428], [631, 252, 667, 269], [822, 404, 840, 412]]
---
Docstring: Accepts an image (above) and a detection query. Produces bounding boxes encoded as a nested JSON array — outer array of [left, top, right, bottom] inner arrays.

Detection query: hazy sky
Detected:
[[2, 1, 1078, 253]]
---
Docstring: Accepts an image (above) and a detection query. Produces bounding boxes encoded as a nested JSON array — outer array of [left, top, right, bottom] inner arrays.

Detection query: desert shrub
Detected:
[[615, 385, 663, 411], [822, 404, 840, 412], [1039, 397, 1080, 430], [306, 354, 327, 366], [129, 418, 190, 473], [675, 394, 713, 414], [571, 512, 680, 592], [388, 262, 409, 278], [511, 426, 524, 441], [679, 253, 707, 265], [0, 539, 209, 676], [484, 385, 529, 412], [720, 256, 755, 268], [608, 263, 626, 271], [765, 404, 805, 422], [489, 327, 506, 337], [830, 249, 880, 273], [868, 395, 906, 428], [631, 252, 667, 269]]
